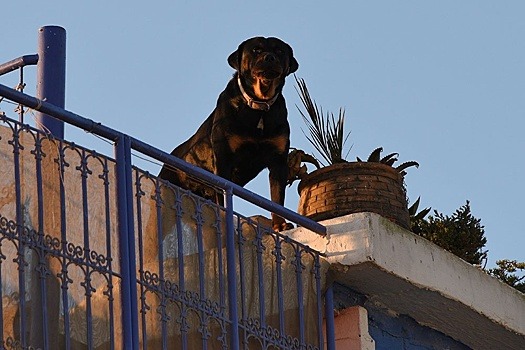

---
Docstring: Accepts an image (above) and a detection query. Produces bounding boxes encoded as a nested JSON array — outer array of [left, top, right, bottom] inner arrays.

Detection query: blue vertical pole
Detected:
[[36, 25, 66, 138], [325, 284, 336, 350], [115, 134, 139, 349], [224, 188, 239, 350]]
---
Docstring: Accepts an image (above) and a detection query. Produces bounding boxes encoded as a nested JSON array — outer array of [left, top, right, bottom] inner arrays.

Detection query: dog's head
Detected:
[[228, 37, 298, 102]]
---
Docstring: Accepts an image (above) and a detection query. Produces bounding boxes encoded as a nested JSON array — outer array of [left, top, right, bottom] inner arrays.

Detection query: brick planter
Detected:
[[297, 162, 410, 229]]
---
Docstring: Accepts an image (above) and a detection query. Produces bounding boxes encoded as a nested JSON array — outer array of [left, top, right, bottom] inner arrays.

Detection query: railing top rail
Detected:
[[0, 83, 326, 236], [0, 54, 39, 76]]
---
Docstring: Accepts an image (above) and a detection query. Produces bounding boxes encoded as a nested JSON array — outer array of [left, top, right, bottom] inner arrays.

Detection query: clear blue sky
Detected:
[[2, 1, 524, 270]]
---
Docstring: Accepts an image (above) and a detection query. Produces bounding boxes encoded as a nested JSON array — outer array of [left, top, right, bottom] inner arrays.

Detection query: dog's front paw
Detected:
[[273, 221, 294, 232], [282, 222, 295, 231]]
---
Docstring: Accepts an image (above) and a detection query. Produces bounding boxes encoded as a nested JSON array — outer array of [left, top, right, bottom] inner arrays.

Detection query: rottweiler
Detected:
[[159, 37, 298, 231]]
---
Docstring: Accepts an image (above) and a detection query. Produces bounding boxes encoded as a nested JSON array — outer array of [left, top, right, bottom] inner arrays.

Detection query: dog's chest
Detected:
[[226, 112, 288, 155], [227, 132, 288, 156]]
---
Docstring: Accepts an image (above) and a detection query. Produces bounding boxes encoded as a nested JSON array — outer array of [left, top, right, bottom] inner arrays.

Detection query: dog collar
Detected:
[[237, 75, 280, 111]]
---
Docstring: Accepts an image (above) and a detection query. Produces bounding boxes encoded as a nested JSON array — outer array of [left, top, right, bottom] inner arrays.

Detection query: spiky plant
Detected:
[[357, 147, 419, 176], [295, 76, 351, 166], [292, 78, 419, 183], [408, 196, 431, 222]]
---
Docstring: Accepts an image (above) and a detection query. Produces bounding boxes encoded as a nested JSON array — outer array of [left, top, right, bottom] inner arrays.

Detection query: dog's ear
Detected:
[[288, 55, 299, 75], [287, 45, 299, 75], [228, 44, 242, 71]]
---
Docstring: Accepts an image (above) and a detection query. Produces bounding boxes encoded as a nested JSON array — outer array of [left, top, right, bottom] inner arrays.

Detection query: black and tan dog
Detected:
[[159, 37, 298, 231]]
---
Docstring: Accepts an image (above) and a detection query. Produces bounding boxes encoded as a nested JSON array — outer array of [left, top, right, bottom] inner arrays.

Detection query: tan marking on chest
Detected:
[[228, 135, 252, 152], [227, 134, 288, 154], [266, 134, 289, 154]]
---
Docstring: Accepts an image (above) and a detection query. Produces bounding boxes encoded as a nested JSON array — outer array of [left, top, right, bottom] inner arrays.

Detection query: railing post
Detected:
[[0, 54, 39, 76], [325, 284, 336, 350], [224, 187, 240, 350], [36, 25, 66, 138], [115, 134, 139, 349]]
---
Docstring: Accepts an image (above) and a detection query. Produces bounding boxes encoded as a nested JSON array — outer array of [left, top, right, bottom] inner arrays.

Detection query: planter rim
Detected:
[[296, 161, 410, 229], [298, 161, 404, 193]]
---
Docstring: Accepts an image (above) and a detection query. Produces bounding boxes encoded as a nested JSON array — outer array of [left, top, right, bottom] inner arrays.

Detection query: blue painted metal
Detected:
[[34, 133, 49, 350], [224, 187, 240, 350], [57, 138, 71, 349], [11, 121, 27, 348], [79, 148, 94, 349], [153, 179, 169, 349], [325, 284, 336, 350], [315, 255, 325, 348], [133, 170, 149, 350], [173, 185, 189, 349], [235, 216, 249, 347], [0, 54, 38, 76], [255, 227, 267, 330], [0, 54, 38, 123], [36, 26, 66, 138], [101, 156, 117, 350], [0, 115, 133, 348], [0, 81, 334, 349], [123, 136, 140, 350], [274, 238, 285, 336], [0, 83, 326, 236], [294, 246, 306, 347], [115, 134, 139, 349]]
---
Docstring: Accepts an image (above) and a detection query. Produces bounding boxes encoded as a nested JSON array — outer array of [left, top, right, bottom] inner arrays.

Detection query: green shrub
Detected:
[[487, 260, 525, 293], [411, 201, 487, 266]]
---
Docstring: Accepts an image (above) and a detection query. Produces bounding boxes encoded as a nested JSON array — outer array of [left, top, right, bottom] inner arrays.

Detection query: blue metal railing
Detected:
[[0, 76, 334, 349], [0, 55, 39, 76], [0, 54, 38, 125], [115, 134, 140, 349], [35, 26, 66, 139], [0, 83, 327, 236]]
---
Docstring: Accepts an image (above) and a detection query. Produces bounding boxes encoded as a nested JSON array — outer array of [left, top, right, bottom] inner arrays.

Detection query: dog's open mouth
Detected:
[[254, 69, 282, 81]]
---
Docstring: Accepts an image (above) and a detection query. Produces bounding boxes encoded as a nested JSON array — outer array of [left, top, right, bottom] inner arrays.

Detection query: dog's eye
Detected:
[[275, 49, 283, 55], [253, 47, 262, 54]]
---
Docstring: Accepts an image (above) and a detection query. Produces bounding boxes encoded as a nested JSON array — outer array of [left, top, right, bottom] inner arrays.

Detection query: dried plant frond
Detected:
[[295, 76, 351, 166]]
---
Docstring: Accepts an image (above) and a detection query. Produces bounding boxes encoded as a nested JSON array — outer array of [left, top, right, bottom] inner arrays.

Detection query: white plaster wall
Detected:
[[286, 212, 525, 349]]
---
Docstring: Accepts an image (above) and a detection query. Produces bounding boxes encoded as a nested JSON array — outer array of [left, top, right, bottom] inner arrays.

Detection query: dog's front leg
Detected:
[[211, 143, 234, 206], [269, 161, 294, 232]]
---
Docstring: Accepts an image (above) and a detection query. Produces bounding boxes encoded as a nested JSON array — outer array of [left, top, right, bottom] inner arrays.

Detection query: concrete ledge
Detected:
[[286, 212, 525, 350]]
